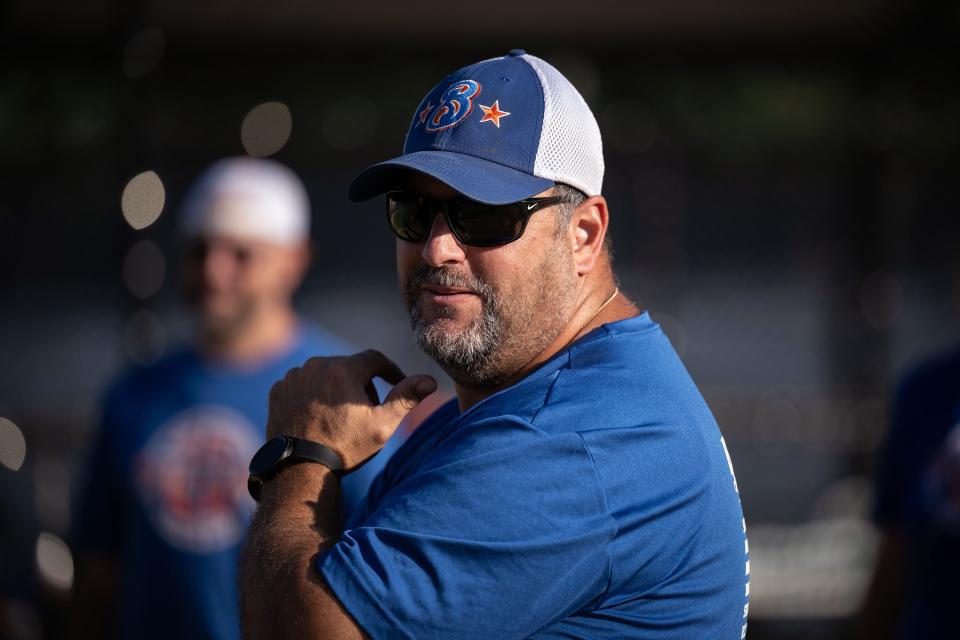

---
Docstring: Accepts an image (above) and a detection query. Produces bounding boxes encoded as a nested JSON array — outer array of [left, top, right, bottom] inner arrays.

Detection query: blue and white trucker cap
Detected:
[[348, 49, 604, 205]]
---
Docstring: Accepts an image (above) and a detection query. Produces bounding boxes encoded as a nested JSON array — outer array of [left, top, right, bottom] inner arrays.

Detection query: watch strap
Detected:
[[248, 437, 345, 502], [287, 438, 345, 476]]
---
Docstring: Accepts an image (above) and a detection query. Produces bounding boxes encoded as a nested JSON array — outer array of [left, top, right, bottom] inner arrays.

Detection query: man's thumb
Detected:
[[384, 375, 437, 414]]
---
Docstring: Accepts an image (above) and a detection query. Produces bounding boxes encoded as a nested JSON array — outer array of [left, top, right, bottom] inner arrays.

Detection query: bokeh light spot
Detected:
[[241, 102, 292, 157], [35, 532, 74, 591], [0, 417, 27, 471], [121, 171, 166, 230], [123, 239, 166, 299]]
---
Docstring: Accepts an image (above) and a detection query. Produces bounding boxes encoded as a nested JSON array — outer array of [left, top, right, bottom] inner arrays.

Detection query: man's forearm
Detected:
[[239, 463, 361, 639], [240, 351, 433, 638]]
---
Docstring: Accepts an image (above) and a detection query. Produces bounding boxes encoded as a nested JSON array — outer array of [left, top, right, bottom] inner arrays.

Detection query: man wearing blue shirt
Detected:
[[240, 51, 749, 639], [859, 346, 960, 639], [71, 158, 400, 639]]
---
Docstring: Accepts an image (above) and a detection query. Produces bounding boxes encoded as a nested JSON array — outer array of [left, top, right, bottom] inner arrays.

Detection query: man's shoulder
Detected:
[[396, 313, 708, 462], [568, 312, 664, 361], [535, 313, 708, 432], [444, 313, 701, 437], [561, 313, 682, 383]]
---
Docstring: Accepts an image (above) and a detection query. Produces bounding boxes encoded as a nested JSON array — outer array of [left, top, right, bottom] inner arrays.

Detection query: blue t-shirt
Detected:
[[72, 322, 404, 640], [320, 313, 750, 639], [873, 346, 960, 639]]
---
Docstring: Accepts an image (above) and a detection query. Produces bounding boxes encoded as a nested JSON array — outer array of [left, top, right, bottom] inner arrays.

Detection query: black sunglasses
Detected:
[[386, 190, 568, 247]]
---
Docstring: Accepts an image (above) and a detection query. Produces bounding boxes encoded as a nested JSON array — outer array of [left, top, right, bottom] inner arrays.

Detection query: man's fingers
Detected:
[[363, 380, 380, 405], [351, 349, 407, 386], [381, 375, 437, 416]]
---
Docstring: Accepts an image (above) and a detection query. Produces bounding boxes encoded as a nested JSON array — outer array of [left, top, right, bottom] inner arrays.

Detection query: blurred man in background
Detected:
[[70, 157, 399, 640], [859, 337, 960, 639]]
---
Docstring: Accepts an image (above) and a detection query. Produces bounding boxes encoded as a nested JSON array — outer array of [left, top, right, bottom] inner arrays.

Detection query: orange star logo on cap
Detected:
[[418, 102, 434, 126], [479, 101, 510, 127]]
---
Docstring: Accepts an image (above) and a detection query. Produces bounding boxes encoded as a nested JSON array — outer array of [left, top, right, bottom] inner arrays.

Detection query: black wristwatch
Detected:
[[247, 436, 345, 502]]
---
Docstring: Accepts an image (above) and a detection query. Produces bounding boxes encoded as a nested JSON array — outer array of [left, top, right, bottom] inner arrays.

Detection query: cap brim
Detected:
[[348, 150, 555, 205]]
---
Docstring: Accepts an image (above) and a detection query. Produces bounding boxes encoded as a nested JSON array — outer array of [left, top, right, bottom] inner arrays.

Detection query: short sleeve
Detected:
[[70, 387, 126, 552], [318, 417, 615, 640]]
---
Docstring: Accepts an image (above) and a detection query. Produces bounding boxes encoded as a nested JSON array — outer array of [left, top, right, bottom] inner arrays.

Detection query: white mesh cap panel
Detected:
[[522, 54, 604, 196]]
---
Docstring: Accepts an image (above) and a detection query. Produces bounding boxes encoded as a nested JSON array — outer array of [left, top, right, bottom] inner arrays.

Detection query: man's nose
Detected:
[[420, 212, 467, 267], [200, 245, 239, 287]]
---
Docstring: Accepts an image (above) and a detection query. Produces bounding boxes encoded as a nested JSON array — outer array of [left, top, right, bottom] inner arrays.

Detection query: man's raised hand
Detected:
[[266, 349, 437, 470]]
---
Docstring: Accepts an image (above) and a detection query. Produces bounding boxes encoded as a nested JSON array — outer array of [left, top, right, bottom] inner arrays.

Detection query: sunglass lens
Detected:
[[451, 201, 527, 246], [388, 193, 431, 241]]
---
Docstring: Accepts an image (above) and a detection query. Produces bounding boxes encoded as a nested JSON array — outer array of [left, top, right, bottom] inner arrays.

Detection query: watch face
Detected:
[[248, 436, 291, 476]]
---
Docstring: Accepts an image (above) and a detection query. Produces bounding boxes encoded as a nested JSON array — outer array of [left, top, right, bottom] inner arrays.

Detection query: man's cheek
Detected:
[[396, 243, 422, 274]]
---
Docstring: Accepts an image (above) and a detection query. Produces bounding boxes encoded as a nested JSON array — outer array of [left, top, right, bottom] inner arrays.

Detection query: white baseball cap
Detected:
[[180, 157, 310, 246]]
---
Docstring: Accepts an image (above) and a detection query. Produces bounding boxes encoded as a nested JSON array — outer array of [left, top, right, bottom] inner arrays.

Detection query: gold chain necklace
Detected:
[[566, 287, 619, 348]]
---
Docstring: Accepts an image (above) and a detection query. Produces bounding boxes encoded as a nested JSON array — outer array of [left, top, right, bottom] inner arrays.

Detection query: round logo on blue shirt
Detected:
[[134, 405, 259, 553]]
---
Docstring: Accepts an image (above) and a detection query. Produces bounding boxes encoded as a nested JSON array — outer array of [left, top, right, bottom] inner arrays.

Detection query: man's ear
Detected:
[[569, 196, 609, 276]]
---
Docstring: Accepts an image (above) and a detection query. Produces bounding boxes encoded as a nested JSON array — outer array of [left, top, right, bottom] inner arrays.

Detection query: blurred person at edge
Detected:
[[69, 158, 406, 640], [858, 302, 960, 640], [239, 50, 749, 639]]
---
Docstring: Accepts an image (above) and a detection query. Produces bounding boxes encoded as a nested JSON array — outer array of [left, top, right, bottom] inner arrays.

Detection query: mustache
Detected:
[[403, 265, 493, 300]]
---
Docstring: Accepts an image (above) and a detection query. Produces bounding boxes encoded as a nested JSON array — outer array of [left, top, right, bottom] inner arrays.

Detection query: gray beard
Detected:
[[403, 265, 508, 388]]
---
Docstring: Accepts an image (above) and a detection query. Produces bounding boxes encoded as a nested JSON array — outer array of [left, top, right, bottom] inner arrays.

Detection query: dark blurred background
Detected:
[[1, 1, 959, 638]]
